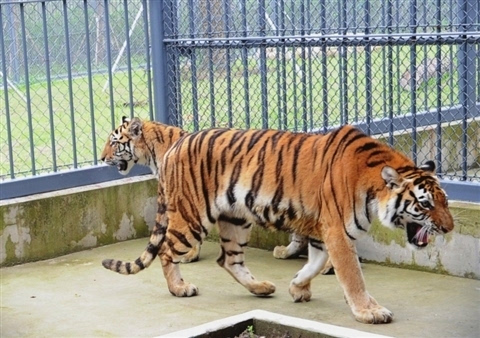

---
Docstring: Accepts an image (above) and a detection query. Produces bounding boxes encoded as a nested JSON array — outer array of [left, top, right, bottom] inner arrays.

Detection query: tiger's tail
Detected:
[[101, 226, 165, 275]]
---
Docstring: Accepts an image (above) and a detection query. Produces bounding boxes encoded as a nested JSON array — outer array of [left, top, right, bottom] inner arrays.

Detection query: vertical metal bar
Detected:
[[188, 0, 199, 130], [365, 0, 372, 135], [62, 0, 77, 168], [224, 0, 233, 128], [104, 0, 115, 129], [458, 0, 477, 180], [387, 0, 394, 146], [141, 0, 153, 120], [306, 0, 313, 131], [422, 0, 428, 111], [166, 0, 182, 126], [321, 0, 328, 131], [300, 0, 308, 132], [448, 0, 454, 104], [340, 0, 348, 125], [6, 4, 19, 83], [353, 1, 359, 123], [42, 1, 57, 171], [280, 0, 287, 130], [207, 0, 216, 127], [241, 0, 250, 128], [123, 0, 134, 118], [19, 3, 36, 174], [274, 0, 282, 130], [409, 0, 418, 163], [0, 5, 15, 178], [395, 0, 401, 119], [83, 0, 97, 165], [381, 1, 387, 117], [259, 0, 268, 129], [435, 0, 443, 175], [290, 0, 298, 131]]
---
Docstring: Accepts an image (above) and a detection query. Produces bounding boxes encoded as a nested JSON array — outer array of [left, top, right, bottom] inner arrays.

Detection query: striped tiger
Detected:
[[101, 116, 308, 264], [102, 125, 454, 324], [100, 116, 200, 263]]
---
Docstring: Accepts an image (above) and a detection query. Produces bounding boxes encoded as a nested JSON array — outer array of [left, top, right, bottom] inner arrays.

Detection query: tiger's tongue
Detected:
[[417, 227, 428, 245]]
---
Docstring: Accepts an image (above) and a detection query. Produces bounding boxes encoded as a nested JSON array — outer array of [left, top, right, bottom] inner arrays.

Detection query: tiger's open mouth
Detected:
[[116, 160, 128, 172], [406, 222, 429, 248]]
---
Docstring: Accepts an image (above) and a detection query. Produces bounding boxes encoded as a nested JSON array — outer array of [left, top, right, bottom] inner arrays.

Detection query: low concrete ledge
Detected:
[[1, 176, 478, 279], [0, 176, 158, 266], [158, 310, 392, 338]]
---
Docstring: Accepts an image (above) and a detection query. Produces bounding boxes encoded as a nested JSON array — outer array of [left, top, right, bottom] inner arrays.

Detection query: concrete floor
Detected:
[[1, 239, 479, 337]]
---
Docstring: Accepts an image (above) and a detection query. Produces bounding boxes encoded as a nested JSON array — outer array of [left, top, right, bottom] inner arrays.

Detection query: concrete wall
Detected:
[[1, 175, 478, 279]]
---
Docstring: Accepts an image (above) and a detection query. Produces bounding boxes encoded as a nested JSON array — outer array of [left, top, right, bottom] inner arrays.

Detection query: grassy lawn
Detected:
[[1, 44, 459, 180]]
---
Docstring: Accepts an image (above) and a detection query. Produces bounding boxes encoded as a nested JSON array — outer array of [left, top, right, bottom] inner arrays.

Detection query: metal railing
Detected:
[[1, 0, 479, 202]]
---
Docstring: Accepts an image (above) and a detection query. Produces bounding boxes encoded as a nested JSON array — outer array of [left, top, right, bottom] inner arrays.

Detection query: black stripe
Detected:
[[292, 134, 309, 183], [271, 179, 284, 213], [146, 242, 160, 255], [247, 130, 269, 151], [218, 214, 246, 226], [227, 160, 242, 204], [125, 262, 132, 274], [365, 188, 374, 223], [189, 226, 203, 242], [134, 257, 145, 270], [308, 238, 324, 250], [226, 250, 243, 256], [355, 141, 379, 154], [169, 229, 193, 248], [344, 227, 356, 240], [200, 161, 216, 224]]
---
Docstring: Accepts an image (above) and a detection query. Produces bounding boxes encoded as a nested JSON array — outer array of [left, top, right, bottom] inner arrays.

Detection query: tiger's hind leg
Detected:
[[180, 243, 201, 263], [216, 219, 276, 296], [289, 239, 329, 302], [273, 233, 308, 259], [159, 211, 205, 297]]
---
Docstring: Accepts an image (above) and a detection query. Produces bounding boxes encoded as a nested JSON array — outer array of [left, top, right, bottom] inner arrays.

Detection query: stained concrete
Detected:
[[1, 239, 479, 337]]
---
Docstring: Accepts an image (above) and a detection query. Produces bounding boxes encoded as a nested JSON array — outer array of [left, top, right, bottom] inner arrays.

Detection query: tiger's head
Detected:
[[100, 116, 143, 175], [378, 160, 454, 249]]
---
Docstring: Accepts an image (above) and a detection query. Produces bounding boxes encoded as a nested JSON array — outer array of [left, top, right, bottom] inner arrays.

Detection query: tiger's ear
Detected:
[[129, 117, 143, 139], [122, 116, 130, 124], [419, 160, 436, 173], [381, 166, 402, 189]]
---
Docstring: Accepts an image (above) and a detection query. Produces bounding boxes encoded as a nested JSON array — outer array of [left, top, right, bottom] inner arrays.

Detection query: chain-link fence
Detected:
[[1, 0, 153, 181], [1, 0, 479, 200], [164, 0, 479, 183]]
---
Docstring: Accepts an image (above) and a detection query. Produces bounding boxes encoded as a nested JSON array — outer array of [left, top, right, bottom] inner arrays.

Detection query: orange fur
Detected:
[[103, 125, 454, 324]]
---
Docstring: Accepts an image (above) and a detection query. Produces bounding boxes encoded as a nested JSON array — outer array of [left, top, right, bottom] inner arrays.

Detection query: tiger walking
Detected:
[[102, 124, 454, 324]]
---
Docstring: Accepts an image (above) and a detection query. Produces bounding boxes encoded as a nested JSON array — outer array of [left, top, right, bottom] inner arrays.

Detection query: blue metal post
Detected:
[[149, 0, 169, 124]]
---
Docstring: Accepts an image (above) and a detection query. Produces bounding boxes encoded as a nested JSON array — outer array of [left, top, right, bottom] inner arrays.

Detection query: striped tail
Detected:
[[101, 229, 165, 275]]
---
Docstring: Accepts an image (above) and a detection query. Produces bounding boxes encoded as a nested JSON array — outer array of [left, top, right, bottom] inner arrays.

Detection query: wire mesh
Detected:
[[1, 0, 479, 187], [1, 0, 153, 180], [164, 0, 479, 182]]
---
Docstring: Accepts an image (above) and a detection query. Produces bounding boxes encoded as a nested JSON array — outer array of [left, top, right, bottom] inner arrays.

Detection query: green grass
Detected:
[[1, 45, 459, 179]]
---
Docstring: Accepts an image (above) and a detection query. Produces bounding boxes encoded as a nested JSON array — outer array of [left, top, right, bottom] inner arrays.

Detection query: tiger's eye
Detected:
[[420, 201, 432, 209]]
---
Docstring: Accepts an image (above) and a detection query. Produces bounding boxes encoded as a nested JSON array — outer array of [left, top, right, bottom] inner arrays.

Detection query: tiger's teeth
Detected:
[[418, 241, 423, 245]]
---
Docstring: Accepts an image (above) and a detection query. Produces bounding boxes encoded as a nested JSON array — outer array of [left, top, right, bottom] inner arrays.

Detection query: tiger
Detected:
[[102, 116, 309, 264], [100, 116, 200, 263], [102, 124, 454, 324]]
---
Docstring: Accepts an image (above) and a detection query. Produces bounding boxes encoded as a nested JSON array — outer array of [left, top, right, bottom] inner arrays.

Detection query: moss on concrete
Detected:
[[0, 178, 157, 267]]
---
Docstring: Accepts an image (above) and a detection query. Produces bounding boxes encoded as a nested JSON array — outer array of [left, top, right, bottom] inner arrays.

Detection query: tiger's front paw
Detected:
[[168, 281, 199, 297], [250, 281, 276, 296], [289, 283, 312, 302], [353, 305, 393, 324], [273, 245, 290, 259]]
